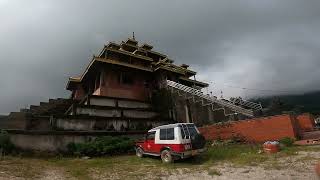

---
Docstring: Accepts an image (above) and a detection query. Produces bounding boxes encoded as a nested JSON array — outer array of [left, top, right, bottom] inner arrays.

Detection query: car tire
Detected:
[[161, 149, 173, 163], [191, 134, 206, 149], [136, 147, 144, 158]]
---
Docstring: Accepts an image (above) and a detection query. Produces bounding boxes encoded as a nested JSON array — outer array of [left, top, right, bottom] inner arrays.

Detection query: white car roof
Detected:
[[148, 123, 195, 132]]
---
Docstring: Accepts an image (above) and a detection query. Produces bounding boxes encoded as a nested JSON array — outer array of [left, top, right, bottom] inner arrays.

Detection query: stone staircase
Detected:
[[27, 98, 74, 116], [166, 80, 260, 117], [229, 97, 262, 111], [1, 98, 75, 130]]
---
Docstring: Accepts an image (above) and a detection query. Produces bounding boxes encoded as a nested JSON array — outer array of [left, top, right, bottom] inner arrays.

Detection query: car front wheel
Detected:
[[136, 147, 144, 158], [161, 150, 173, 163]]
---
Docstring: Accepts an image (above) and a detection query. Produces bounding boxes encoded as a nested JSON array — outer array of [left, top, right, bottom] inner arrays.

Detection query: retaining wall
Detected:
[[55, 116, 168, 131], [199, 114, 299, 142], [8, 130, 145, 152], [296, 113, 316, 132]]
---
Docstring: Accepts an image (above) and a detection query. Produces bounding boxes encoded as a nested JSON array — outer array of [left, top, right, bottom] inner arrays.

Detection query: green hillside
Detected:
[[250, 91, 320, 115], [0, 115, 7, 127]]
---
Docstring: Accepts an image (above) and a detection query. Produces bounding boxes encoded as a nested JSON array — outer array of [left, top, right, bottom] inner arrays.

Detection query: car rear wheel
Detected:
[[191, 134, 206, 149], [161, 150, 173, 163], [136, 147, 144, 158]]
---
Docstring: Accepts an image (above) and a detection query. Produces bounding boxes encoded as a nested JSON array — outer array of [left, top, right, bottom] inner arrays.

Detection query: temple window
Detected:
[[119, 72, 134, 85]]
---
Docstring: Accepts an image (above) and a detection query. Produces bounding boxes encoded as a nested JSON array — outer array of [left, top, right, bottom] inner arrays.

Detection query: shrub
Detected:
[[279, 137, 295, 147], [0, 130, 14, 153], [67, 136, 135, 156]]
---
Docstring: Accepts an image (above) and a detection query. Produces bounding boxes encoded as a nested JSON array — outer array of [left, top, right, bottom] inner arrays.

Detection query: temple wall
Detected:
[[55, 117, 167, 131], [87, 96, 151, 108], [9, 132, 144, 152], [74, 107, 157, 119], [98, 69, 150, 101], [74, 84, 85, 100], [123, 110, 157, 118], [89, 97, 117, 106], [10, 134, 87, 152], [76, 108, 121, 117], [118, 100, 151, 109], [0, 112, 28, 129]]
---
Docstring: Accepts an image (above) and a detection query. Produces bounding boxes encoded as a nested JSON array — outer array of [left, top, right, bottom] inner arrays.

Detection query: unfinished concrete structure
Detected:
[[0, 37, 263, 151]]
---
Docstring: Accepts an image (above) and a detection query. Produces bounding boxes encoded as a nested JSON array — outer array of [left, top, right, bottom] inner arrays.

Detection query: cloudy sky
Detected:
[[0, 0, 320, 114]]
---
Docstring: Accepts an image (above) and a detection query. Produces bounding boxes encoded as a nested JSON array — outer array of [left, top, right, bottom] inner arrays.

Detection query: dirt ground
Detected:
[[0, 146, 319, 180], [166, 151, 320, 180]]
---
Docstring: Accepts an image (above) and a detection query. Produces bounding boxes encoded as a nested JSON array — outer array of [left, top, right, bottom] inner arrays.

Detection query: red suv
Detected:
[[135, 123, 206, 163]]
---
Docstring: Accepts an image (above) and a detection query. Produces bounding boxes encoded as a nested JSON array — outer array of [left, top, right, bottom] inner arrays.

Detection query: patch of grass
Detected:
[[2, 144, 319, 179], [208, 168, 222, 176], [0, 156, 49, 179], [279, 137, 295, 147], [203, 144, 268, 165]]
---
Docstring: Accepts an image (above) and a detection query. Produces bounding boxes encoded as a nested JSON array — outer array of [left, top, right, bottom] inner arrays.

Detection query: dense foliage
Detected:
[[0, 130, 14, 153], [251, 91, 320, 115], [67, 136, 135, 156]]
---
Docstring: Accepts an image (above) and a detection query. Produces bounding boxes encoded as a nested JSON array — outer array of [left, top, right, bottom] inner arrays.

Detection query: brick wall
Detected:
[[296, 113, 316, 132], [199, 114, 298, 143]]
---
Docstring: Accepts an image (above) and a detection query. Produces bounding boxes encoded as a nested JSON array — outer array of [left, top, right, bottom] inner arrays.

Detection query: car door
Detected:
[[144, 131, 156, 153]]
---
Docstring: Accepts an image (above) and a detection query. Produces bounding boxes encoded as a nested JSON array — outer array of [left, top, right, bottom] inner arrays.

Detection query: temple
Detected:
[[60, 37, 213, 130], [1, 37, 263, 132], [1, 37, 319, 152], [66, 38, 208, 102], [0, 37, 264, 151]]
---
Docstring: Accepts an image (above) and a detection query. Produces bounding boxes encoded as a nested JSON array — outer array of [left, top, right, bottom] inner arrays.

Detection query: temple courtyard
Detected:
[[0, 145, 319, 180]]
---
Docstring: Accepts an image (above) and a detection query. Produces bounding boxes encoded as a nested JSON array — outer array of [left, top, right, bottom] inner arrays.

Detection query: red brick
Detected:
[[199, 114, 298, 143], [296, 113, 316, 132]]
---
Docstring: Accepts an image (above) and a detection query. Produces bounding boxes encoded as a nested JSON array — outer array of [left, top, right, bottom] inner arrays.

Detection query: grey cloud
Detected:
[[1, 0, 320, 114]]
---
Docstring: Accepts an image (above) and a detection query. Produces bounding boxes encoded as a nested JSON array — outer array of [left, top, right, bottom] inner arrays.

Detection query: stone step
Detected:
[[30, 105, 40, 110], [40, 102, 49, 106]]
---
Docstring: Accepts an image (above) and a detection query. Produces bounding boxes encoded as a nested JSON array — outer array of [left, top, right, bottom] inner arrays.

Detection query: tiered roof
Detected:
[[67, 38, 208, 90]]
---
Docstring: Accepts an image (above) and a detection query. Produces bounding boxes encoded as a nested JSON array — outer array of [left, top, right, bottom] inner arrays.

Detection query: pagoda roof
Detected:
[[125, 38, 138, 46], [67, 37, 205, 90], [140, 43, 153, 50], [66, 77, 81, 90], [179, 77, 209, 87], [153, 58, 196, 76], [101, 45, 154, 62], [94, 57, 152, 72]]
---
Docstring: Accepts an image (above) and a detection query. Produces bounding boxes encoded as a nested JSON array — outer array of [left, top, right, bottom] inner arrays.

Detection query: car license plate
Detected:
[[192, 150, 198, 156]]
